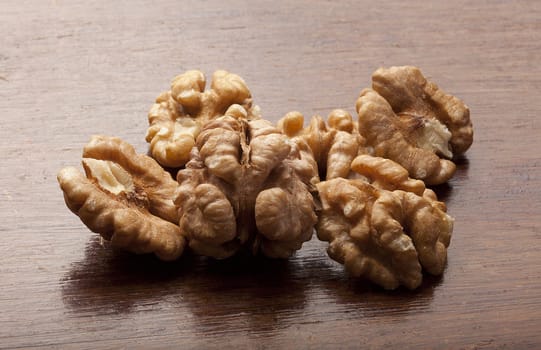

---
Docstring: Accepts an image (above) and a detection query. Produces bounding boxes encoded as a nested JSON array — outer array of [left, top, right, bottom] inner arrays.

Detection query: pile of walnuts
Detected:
[[58, 66, 473, 290]]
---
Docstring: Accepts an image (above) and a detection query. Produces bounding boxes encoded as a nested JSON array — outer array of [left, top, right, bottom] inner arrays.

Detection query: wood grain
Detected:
[[1, 0, 541, 348]]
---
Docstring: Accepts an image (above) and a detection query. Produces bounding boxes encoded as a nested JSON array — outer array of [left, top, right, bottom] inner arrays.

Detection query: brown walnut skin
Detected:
[[175, 113, 317, 259], [146, 70, 260, 168], [57, 136, 186, 261]]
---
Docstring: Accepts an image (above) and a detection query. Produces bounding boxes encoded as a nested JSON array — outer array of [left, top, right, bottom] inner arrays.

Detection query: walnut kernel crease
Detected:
[[176, 111, 317, 259]]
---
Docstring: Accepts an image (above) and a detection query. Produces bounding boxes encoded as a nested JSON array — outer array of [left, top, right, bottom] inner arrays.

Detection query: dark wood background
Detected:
[[1, 0, 540, 348]]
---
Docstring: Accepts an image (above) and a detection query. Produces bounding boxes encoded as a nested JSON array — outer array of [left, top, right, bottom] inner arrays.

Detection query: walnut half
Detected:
[[372, 66, 473, 155], [57, 136, 186, 261], [146, 70, 260, 168], [316, 156, 453, 290], [175, 111, 317, 259], [356, 66, 473, 185]]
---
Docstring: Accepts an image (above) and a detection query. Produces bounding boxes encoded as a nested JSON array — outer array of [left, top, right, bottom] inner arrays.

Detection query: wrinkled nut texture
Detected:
[[316, 173, 453, 290], [276, 111, 320, 189], [146, 70, 260, 168], [176, 113, 317, 259], [57, 136, 186, 261], [372, 66, 473, 156], [278, 109, 365, 180], [351, 154, 426, 195], [357, 66, 473, 184], [357, 88, 457, 185]]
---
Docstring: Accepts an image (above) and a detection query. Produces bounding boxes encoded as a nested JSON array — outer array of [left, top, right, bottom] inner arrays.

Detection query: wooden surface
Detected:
[[1, 0, 540, 348]]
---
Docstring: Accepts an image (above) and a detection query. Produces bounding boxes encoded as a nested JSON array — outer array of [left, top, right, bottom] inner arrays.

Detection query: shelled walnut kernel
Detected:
[[356, 66, 472, 185], [57, 136, 186, 261], [175, 111, 317, 259], [316, 173, 453, 290], [57, 65, 473, 291], [146, 70, 260, 168]]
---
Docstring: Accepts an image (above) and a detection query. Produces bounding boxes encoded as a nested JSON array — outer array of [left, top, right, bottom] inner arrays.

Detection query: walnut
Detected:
[[316, 156, 452, 290], [372, 66, 473, 155], [145, 70, 260, 168], [175, 112, 317, 259], [356, 66, 473, 185], [57, 136, 186, 261], [56, 65, 467, 289], [357, 88, 457, 185], [278, 109, 365, 180], [316, 175, 453, 290]]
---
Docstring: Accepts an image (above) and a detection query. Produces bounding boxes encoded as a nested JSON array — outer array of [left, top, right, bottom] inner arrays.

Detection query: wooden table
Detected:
[[2, 1, 540, 348]]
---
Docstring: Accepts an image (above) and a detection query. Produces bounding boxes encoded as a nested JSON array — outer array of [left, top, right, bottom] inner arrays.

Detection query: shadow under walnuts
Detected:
[[61, 234, 444, 332], [61, 235, 309, 333]]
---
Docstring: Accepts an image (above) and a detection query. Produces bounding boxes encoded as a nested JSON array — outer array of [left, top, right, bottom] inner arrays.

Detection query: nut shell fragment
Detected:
[[57, 136, 186, 261]]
